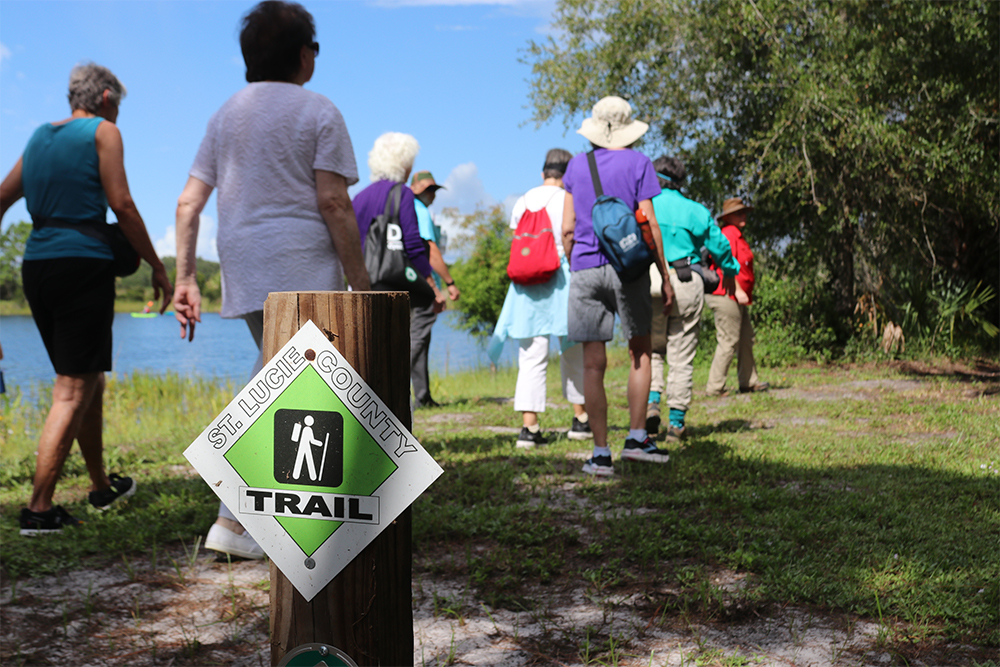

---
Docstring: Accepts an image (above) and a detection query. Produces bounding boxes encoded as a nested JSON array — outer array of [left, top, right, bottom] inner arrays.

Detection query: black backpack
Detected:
[[363, 183, 435, 303]]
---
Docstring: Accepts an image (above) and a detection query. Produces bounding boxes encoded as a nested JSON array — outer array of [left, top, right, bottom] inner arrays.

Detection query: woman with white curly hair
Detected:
[[352, 132, 445, 406]]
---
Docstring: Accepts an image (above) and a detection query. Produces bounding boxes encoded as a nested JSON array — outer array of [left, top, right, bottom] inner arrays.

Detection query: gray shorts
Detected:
[[568, 264, 652, 342]]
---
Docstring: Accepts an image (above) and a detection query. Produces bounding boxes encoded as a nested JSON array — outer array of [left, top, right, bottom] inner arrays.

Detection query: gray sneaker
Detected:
[[665, 425, 687, 443]]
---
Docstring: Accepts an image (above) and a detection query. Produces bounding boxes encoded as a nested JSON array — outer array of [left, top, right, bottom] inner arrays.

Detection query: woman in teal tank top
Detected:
[[0, 63, 173, 535]]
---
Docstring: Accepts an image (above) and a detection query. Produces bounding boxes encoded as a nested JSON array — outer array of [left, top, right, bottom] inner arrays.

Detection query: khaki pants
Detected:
[[650, 264, 703, 412], [705, 294, 759, 395]]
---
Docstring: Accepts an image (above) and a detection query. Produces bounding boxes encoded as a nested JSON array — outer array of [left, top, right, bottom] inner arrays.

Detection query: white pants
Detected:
[[513, 337, 585, 412]]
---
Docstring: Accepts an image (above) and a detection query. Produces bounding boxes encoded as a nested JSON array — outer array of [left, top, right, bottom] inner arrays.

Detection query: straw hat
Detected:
[[410, 170, 445, 195], [716, 197, 753, 221], [577, 96, 649, 149]]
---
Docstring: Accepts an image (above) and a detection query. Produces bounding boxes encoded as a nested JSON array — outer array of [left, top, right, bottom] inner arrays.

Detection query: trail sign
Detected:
[[184, 320, 443, 601]]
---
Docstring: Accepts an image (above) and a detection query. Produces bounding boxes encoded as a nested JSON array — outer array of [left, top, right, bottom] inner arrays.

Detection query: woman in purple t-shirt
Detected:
[[560, 96, 675, 478]]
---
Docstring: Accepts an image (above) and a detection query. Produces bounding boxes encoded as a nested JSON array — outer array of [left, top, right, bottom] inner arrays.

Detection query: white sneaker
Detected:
[[205, 523, 265, 560]]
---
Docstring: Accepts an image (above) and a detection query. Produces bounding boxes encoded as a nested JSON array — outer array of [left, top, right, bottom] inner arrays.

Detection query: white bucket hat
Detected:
[[577, 96, 649, 148]]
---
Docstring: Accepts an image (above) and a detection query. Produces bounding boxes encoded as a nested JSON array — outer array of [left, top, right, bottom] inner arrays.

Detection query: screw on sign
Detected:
[[277, 643, 358, 667]]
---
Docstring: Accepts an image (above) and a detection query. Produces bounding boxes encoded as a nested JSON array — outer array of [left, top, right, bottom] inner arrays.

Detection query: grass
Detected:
[[1, 353, 997, 660], [416, 353, 999, 651], [0, 372, 230, 578]]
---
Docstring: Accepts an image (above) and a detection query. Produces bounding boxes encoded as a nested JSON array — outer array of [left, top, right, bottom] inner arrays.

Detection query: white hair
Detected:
[[368, 132, 419, 182]]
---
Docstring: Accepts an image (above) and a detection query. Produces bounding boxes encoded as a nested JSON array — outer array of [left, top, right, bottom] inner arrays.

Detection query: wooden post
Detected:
[[264, 291, 413, 667]]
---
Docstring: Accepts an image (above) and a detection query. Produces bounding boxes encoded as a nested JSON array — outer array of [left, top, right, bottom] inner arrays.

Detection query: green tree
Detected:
[[0, 221, 32, 302], [447, 205, 511, 340], [116, 256, 222, 306], [527, 0, 998, 345]]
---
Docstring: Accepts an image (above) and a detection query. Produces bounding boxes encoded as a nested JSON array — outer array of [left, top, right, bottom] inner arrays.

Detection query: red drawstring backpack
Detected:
[[507, 192, 561, 285]]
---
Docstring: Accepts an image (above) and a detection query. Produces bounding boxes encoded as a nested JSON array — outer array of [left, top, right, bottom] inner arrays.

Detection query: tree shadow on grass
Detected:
[[894, 358, 1000, 383], [0, 475, 218, 581], [692, 419, 755, 435], [414, 431, 1000, 648]]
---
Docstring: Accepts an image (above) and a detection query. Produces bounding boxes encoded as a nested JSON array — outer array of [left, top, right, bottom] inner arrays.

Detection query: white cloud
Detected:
[[425, 162, 500, 259], [434, 24, 479, 31], [0, 43, 11, 63], [501, 193, 521, 218], [155, 214, 219, 262], [432, 162, 497, 214]]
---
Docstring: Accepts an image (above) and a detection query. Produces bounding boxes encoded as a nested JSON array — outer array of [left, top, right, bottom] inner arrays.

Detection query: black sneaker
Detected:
[[88, 474, 136, 511], [516, 427, 548, 449], [567, 416, 594, 440], [19, 506, 81, 536], [620, 437, 670, 463], [581, 454, 614, 476], [645, 402, 661, 434]]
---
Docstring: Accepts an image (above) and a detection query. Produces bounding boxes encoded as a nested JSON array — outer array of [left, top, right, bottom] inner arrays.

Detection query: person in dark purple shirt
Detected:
[[352, 132, 445, 407], [561, 96, 674, 477]]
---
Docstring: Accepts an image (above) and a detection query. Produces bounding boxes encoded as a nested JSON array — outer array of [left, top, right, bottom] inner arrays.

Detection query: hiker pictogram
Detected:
[[274, 409, 343, 487]]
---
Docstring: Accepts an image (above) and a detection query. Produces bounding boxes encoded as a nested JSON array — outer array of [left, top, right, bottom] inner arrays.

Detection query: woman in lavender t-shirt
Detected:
[[171, 1, 371, 561]]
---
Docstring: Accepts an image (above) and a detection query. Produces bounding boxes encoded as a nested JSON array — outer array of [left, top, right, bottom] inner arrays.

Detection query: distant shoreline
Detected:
[[0, 300, 223, 316]]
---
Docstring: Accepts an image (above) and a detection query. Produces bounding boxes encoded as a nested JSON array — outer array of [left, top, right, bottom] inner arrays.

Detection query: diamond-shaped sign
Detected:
[[184, 320, 443, 600]]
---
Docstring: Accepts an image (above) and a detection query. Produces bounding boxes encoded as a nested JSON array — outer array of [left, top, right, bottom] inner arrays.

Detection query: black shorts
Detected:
[[22, 257, 115, 375]]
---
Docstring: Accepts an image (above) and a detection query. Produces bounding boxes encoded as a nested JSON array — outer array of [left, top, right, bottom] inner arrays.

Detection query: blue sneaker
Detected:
[[581, 454, 614, 477], [620, 437, 670, 463]]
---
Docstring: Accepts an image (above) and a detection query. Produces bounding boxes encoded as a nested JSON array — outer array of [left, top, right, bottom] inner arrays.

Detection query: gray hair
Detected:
[[68, 63, 126, 114]]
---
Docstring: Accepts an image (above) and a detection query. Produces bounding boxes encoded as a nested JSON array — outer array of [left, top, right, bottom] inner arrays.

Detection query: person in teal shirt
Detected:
[[410, 171, 459, 407], [0, 63, 172, 535], [646, 156, 739, 441]]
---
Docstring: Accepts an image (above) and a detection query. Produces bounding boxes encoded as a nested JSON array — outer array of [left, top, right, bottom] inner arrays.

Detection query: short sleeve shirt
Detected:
[[562, 148, 660, 271], [414, 199, 438, 244], [190, 82, 359, 318]]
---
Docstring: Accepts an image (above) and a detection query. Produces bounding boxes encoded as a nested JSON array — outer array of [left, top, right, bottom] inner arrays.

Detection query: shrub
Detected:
[[751, 273, 839, 366], [447, 205, 511, 340]]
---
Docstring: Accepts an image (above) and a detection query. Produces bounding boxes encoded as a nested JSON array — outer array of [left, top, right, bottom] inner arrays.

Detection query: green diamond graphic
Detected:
[[224, 365, 397, 556]]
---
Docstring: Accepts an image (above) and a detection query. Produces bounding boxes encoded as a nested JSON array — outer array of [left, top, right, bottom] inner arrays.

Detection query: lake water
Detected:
[[0, 310, 516, 394]]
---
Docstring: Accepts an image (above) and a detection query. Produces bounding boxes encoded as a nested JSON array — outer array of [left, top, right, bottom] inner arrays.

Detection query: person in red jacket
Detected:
[[705, 198, 769, 396]]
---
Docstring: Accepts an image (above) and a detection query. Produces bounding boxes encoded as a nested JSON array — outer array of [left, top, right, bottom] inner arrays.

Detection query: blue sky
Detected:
[[0, 0, 592, 261]]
